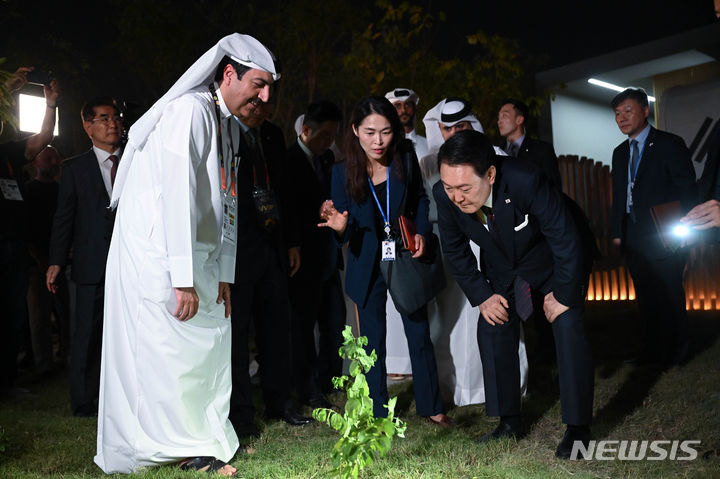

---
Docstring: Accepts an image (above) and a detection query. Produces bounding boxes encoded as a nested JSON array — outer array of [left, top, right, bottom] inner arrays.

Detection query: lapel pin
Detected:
[[505, 199, 511, 204], [649, 142, 654, 147]]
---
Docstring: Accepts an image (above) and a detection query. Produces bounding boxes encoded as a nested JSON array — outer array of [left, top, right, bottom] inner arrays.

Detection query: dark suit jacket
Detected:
[[286, 139, 340, 281], [434, 158, 585, 309], [234, 120, 298, 267], [610, 127, 696, 257], [516, 136, 563, 190], [48, 149, 115, 284], [331, 142, 429, 307]]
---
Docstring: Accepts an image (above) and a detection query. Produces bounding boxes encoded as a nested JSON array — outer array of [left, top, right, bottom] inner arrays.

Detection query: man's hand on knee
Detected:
[[543, 292, 569, 323], [479, 294, 509, 325]]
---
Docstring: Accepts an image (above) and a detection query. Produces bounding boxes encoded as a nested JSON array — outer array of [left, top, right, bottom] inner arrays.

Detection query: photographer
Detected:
[[0, 66, 60, 399]]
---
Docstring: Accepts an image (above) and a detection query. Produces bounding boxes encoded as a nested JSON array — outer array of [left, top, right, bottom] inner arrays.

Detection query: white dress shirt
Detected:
[[93, 146, 122, 197]]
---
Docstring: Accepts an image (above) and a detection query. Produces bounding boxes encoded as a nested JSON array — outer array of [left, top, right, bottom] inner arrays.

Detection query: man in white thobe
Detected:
[[94, 34, 280, 475]]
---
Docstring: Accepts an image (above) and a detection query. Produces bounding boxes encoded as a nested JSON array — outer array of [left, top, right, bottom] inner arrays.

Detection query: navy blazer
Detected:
[[610, 127, 696, 257], [286, 140, 340, 281], [48, 149, 115, 284], [434, 158, 585, 309], [331, 146, 430, 307]]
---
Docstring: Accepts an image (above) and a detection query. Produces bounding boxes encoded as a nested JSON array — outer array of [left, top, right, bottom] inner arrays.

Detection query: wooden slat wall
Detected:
[[558, 155, 718, 310]]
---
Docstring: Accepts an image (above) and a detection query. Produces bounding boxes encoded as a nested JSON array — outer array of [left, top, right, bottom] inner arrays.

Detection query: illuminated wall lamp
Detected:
[[588, 78, 656, 103]]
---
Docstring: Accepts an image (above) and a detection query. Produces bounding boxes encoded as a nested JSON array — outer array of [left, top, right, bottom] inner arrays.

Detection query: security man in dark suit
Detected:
[[286, 101, 346, 407], [46, 97, 122, 416], [434, 130, 594, 458], [497, 98, 564, 364], [228, 97, 310, 438], [497, 98, 562, 190], [610, 88, 696, 367]]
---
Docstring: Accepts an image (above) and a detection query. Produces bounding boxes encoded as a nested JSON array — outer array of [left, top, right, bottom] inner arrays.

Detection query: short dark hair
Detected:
[[213, 55, 252, 83], [611, 88, 649, 109], [500, 98, 529, 120], [304, 101, 342, 131], [81, 97, 121, 122], [438, 129, 497, 178]]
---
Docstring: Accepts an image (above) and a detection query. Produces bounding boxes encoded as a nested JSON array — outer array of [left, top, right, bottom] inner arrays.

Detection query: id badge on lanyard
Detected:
[[369, 170, 395, 261], [210, 84, 239, 247], [222, 195, 237, 247]]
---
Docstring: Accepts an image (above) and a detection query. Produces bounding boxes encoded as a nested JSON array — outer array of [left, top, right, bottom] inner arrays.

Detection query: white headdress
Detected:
[[385, 88, 419, 105], [423, 98, 484, 154], [111, 33, 279, 207]]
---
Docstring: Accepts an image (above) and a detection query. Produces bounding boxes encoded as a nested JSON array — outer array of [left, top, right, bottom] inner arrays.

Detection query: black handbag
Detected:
[[378, 146, 446, 315]]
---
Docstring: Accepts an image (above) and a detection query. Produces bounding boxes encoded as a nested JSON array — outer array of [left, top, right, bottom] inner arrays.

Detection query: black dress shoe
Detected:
[[555, 426, 590, 459], [268, 408, 313, 426], [476, 420, 520, 443]]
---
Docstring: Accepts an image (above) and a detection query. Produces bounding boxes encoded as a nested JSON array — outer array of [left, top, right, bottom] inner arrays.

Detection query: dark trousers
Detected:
[[0, 239, 28, 394], [289, 270, 346, 401], [70, 282, 104, 413], [625, 246, 688, 362], [230, 240, 291, 425], [529, 288, 556, 362], [477, 303, 594, 425], [357, 271, 443, 418]]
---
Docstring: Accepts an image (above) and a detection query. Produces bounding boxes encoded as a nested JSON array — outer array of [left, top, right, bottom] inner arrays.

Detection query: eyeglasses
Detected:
[[91, 115, 123, 124]]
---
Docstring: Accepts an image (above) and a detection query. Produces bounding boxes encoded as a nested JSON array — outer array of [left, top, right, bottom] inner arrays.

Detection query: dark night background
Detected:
[[1, 0, 715, 157]]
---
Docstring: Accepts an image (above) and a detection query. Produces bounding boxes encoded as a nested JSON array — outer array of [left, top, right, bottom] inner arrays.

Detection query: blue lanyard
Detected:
[[368, 168, 391, 237]]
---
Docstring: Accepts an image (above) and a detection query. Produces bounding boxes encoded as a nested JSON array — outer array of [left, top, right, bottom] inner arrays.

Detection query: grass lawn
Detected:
[[1, 304, 719, 478]]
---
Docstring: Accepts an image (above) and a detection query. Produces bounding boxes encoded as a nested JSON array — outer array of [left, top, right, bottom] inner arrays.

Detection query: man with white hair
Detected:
[[95, 34, 280, 475], [386, 88, 428, 159]]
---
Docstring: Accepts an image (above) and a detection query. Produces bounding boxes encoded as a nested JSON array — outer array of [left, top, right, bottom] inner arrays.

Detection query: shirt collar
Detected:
[[297, 137, 313, 160], [484, 185, 494, 208], [630, 123, 651, 146], [214, 84, 232, 120], [507, 133, 525, 150], [234, 115, 251, 134], [93, 146, 122, 162]]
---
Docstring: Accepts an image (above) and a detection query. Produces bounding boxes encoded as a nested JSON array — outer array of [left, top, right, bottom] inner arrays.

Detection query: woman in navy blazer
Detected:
[[319, 96, 449, 425]]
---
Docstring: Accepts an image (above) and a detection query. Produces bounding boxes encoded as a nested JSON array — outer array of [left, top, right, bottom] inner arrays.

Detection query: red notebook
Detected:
[[399, 216, 417, 253]]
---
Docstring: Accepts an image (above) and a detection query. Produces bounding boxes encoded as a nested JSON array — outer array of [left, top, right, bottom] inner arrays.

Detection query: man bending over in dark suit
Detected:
[[497, 98, 563, 364], [47, 97, 122, 416], [434, 130, 594, 458]]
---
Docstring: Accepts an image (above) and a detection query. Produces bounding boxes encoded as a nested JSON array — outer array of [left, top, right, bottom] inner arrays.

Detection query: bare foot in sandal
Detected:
[[179, 456, 237, 476]]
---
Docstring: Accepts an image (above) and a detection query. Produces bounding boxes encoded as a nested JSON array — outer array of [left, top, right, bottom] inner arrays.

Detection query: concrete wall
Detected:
[[550, 94, 636, 167]]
